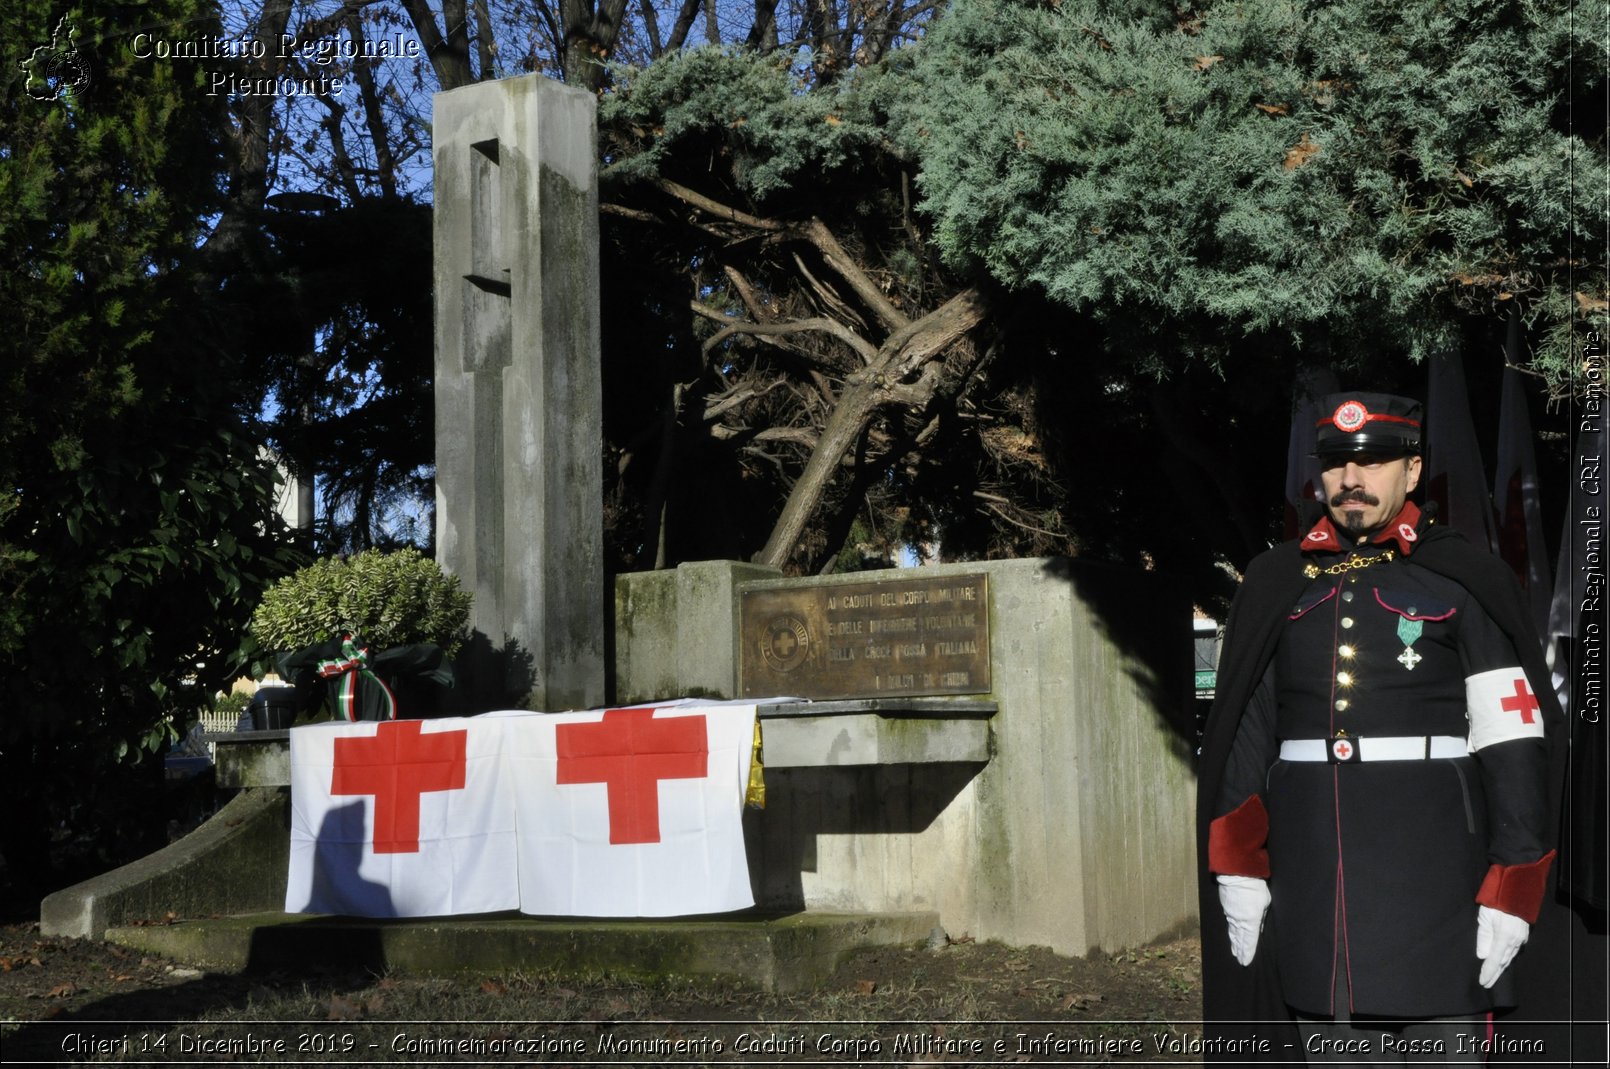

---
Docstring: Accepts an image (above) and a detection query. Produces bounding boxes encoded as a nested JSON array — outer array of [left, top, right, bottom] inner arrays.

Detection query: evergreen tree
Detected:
[[0, 0, 302, 892], [904, 0, 1606, 391]]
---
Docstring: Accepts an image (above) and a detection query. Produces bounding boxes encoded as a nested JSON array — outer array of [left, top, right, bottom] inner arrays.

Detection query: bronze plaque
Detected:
[[740, 574, 990, 699]]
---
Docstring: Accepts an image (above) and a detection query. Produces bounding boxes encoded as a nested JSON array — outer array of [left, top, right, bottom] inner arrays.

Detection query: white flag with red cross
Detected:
[[285, 717, 519, 917], [506, 703, 758, 917]]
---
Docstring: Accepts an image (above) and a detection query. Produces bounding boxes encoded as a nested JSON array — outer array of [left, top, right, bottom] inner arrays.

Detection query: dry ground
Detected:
[[0, 920, 1204, 1065]]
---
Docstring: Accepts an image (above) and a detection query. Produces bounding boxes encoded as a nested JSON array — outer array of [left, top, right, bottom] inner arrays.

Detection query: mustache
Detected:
[[1330, 490, 1379, 508]]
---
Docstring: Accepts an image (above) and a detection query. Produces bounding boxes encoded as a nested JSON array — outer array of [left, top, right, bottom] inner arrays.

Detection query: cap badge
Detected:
[[1333, 401, 1369, 433]]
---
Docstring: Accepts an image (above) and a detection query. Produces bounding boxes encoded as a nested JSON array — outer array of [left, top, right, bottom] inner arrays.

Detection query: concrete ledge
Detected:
[[760, 698, 996, 719], [104, 910, 939, 993], [41, 788, 291, 940], [210, 699, 999, 784], [210, 730, 290, 789]]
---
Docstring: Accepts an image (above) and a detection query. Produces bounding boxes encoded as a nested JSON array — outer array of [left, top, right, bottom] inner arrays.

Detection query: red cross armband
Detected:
[[1208, 795, 1270, 878], [1476, 850, 1556, 922], [1465, 668, 1546, 752]]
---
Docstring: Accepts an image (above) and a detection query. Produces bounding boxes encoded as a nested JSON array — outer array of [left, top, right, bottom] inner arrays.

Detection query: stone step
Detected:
[[103, 910, 939, 994]]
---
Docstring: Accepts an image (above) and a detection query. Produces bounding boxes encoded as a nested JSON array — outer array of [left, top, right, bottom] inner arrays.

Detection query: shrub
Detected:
[[213, 690, 251, 718], [250, 548, 472, 656]]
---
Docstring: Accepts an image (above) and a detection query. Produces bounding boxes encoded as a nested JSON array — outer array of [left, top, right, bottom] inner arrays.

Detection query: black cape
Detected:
[[1195, 517, 1569, 1060]]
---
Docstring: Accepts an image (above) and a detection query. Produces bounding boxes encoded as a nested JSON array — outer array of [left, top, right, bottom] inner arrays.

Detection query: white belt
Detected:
[[1279, 735, 1468, 763]]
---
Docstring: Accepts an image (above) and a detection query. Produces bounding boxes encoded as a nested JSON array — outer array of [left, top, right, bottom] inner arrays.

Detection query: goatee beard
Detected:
[[1331, 492, 1380, 536]]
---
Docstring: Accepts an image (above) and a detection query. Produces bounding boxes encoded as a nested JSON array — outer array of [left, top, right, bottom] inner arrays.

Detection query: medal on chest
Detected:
[[1396, 616, 1423, 670]]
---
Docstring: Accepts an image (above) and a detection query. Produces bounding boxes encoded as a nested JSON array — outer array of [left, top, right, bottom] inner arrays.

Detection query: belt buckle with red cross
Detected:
[[1328, 733, 1361, 764]]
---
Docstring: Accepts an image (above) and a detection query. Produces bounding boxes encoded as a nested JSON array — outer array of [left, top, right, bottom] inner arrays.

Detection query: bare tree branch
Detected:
[[692, 303, 878, 363], [790, 250, 868, 337], [639, 0, 664, 56], [346, 10, 398, 198], [795, 219, 908, 332], [722, 264, 771, 323], [714, 425, 819, 447], [663, 0, 703, 50], [756, 287, 988, 567], [277, 0, 389, 52], [472, 0, 497, 78], [600, 201, 663, 224], [655, 178, 783, 232], [700, 378, 788, 422], [746, 0, 781, 50], [650, 182, 908, 334], [399, 0, 474, 88], [976, 493, 1066, 542]]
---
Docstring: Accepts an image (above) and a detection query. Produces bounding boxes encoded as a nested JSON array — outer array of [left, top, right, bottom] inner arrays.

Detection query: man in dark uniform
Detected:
[[1199, 393, 1558, 1064]]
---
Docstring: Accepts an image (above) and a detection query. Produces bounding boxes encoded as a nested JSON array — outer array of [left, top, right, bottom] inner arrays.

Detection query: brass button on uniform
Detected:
[[1336, 699, 1350, 711], [1341, 617, 1355, 629]]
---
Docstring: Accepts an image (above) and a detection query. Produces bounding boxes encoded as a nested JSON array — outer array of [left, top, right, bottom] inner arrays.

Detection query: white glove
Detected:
[[1476, 905, 1530, 988], [1217, 874, 1271, 966]]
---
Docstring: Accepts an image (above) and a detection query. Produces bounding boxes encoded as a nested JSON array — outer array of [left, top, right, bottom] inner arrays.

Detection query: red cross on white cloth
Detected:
[[286, 704, 761, 920], [556, 707, 708, 844], [1500, 677, 1540, 725], [1466, 668, 1548, 752], [332, 720, 467, 854], [513, 702, 758, 917], [286, 717, 520, 918]]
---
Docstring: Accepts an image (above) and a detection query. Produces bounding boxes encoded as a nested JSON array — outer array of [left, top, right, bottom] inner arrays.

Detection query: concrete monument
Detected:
[[432, 74, 605, 712]]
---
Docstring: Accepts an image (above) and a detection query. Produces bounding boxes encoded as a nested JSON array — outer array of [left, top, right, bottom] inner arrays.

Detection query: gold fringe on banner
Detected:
[[745, 719, 766, 809]]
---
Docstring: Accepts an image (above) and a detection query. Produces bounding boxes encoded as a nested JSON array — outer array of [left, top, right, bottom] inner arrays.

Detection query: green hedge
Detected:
[[250, 548, 471, 656]]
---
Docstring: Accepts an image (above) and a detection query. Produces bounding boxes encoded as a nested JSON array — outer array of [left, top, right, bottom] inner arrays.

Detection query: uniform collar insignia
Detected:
[[1376, 501, 1423, 555], [1301, 501, 1423, 557], [1300, 516, 1345, 553]]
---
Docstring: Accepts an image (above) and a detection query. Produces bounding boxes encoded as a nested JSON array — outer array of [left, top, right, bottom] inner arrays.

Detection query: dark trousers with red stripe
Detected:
[[1296, 942, 1488, 1065]]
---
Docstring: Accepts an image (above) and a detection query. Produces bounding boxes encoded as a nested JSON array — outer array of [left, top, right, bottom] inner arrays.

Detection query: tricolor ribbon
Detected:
[[316, 634, 398, 722]]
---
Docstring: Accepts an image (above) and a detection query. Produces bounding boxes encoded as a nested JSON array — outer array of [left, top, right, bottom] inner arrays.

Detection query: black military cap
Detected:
[[1313, 392, 1423, 458]]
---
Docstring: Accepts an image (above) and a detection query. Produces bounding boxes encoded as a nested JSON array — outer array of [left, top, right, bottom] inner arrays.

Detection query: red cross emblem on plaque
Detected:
[[556, 708, 708, 844], [1331, 738, 1355, 762], [332, 720, 468, 854], [1500, 677, 1540, 725]]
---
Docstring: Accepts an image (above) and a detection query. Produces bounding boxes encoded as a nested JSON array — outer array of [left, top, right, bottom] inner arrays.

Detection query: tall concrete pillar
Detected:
[[433, 75, 604, 712]]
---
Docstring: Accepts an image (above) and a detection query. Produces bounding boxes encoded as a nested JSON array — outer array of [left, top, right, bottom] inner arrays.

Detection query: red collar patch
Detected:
[[1302, 516, 1345, 553], [1301, 501, 1422, 556], [1377, 501, 1422, 554]]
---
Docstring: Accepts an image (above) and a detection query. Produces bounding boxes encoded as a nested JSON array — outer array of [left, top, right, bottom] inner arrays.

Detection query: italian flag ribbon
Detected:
[[315, 634, 398, 722]]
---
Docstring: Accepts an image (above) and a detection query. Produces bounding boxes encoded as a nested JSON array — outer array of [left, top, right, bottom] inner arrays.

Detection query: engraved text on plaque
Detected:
[[740, 574, 990, 699]]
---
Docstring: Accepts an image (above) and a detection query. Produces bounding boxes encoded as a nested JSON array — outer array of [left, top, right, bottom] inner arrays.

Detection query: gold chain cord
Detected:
[[1303, 548, 1395, 579]]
